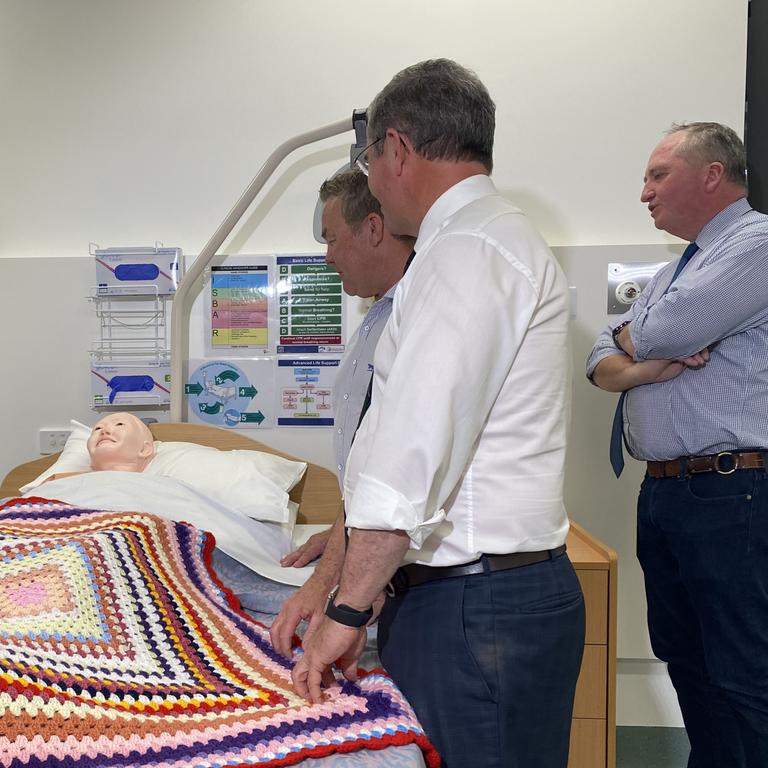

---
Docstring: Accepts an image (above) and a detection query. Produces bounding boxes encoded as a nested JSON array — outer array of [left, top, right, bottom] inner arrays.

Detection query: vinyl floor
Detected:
[[616, 727, 690, 768]]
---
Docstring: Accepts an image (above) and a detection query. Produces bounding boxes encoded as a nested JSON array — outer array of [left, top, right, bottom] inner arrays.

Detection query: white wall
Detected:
[[0, 0, 749, 726], [1, 0, 747, 258]]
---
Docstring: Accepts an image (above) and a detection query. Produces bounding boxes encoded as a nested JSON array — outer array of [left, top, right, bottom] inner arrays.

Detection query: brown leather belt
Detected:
[[389, 545, 567, 595], [647, 450, 766, 478]]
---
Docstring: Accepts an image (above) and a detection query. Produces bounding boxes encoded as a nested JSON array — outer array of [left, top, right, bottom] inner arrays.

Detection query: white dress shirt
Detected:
[[344, 175, 571, 566]]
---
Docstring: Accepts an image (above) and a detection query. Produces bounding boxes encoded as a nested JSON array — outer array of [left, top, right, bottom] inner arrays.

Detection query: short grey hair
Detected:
[[319, 168, 416, 246], [319, 168, 381, 232], [668, 122, 748, 190], [368, 58, 495, 173]]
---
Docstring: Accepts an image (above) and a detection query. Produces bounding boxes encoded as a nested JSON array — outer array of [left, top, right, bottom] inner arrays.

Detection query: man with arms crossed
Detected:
[[270, 169, 414, 642], [292, 59, 585, 768], [588, 123, 768, 767]]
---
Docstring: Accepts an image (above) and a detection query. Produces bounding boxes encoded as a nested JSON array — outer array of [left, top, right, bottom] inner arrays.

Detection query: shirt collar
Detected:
[[695, 197, 752, 249], [380, 283, 398, 301], [415, 174, 497, 253]]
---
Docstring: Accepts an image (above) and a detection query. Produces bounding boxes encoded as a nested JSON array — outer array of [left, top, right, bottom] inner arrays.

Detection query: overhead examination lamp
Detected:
[[169, 110, 368, 422]]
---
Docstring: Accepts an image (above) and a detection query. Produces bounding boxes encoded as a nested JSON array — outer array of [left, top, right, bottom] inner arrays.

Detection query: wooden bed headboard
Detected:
[[0, 422, 342, 525]]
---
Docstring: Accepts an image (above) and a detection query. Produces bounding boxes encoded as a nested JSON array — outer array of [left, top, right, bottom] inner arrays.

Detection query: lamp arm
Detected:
[[170, 116, 354, 421]]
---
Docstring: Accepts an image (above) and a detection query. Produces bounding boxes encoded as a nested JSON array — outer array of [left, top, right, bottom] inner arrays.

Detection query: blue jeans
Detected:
[[637, 470, 768, 768], [377, 553, 585, 768]]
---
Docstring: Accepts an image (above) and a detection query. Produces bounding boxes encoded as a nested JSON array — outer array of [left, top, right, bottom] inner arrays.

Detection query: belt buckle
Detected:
[[714, 451, 737, 475]]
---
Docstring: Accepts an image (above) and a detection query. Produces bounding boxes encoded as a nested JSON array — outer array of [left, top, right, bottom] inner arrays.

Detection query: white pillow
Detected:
[[144, 446, 291, 524], [151, 442, 306, 493], [20, 423, 306, 529], [20, 420, 92, 492]]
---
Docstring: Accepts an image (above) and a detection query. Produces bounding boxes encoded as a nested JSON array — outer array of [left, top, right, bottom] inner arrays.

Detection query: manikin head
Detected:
[[87, 412, 155, 472]]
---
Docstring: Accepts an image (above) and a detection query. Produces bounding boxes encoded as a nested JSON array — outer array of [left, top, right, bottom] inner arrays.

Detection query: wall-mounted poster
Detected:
[[276, 358, 340, 426], [206, 257, 277, 356], [185, 359, 275, 428], [276, 255, 345, 354]]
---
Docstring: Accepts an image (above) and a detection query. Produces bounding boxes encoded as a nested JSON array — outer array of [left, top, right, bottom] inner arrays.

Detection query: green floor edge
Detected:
[[616, 727, 689, 768]]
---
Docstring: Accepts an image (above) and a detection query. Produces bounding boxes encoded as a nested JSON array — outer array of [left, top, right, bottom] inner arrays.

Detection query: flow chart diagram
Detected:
[[276, 358, 339, 426]]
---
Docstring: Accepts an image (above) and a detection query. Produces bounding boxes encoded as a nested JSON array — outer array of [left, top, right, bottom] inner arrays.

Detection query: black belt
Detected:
[[647, 450, 767, 478], [389, 545, 567, 595]]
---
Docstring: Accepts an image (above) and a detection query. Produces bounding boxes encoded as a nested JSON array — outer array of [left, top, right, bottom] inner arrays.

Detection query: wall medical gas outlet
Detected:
[[607, 261, 668, 314]]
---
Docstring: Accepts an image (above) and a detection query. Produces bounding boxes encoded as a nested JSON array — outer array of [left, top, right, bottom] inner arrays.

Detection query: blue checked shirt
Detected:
[[332, 288, 395, 488], [587, 198, 768, 460]]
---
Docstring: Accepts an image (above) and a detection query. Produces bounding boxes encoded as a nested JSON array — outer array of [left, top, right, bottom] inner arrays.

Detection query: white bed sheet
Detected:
[[23, 472, 317, 585]]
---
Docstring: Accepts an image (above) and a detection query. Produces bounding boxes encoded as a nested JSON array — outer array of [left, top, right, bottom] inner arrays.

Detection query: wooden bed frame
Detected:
[[0, 422, 617, 768], [0, 423, 342, 525]]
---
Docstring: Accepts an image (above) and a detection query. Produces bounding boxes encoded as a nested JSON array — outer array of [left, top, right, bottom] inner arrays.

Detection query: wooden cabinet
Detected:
[[567, 522, 617, 768]]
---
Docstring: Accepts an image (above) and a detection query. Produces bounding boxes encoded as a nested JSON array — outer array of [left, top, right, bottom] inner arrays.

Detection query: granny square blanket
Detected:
[[0, 498, 438, 768]]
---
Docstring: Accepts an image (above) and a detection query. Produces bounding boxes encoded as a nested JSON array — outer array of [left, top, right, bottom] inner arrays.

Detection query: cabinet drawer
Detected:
[[573, 644, 607, 718], [576, 568, 608, 644]]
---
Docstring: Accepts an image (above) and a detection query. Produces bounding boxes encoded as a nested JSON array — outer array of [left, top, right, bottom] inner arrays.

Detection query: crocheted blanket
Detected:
[[0, 498, 438, 768]]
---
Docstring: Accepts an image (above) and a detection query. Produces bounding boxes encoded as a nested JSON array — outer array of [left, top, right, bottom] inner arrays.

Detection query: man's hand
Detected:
[[615, 324, 711, 370], [269, 574, 331, 658], [292, 617, 367, 703], [592, 351, 709, 392], [280, 530, 332, 568], [677, 348, 710, 368], [636, 358, 686, 383], [271, 518, 347, 657]]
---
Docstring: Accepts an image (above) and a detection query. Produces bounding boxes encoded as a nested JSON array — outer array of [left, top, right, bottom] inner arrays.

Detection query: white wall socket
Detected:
[[39, 429, 72, 455]]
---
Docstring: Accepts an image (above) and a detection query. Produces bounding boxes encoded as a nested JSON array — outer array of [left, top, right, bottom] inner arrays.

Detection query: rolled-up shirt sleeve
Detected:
[[344, 230, 548, 548], [586, 317, 628, 380], [586, 283, 654, 379], [346, 473, 446, 548]]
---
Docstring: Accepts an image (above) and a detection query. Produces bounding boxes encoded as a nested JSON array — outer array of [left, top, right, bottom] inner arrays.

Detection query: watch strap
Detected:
[[325, 589, 373, 627], [612, 320, 631, 349]]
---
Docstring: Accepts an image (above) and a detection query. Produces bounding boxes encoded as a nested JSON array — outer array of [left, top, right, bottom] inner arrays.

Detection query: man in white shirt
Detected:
[[270, 169, 414, 646], [291, 59, 584, 768]]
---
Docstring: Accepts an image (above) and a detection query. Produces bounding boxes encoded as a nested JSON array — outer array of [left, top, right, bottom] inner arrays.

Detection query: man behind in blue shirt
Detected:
[[588, 122, 768, 767], [272, 169, 414, 641]]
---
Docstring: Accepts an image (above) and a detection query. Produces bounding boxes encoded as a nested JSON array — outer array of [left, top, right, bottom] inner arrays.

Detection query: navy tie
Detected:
[[609, 242, 699, 477]]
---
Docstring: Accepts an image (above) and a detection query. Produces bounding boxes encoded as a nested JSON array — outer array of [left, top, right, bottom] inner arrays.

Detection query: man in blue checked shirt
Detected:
[[271, 169, 414, 653], [587, 122, 768, 768]]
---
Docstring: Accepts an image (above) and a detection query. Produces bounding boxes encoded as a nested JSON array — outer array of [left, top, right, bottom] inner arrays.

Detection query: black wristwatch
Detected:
[[325, 585, 373, 627], [612, 320, 631, 349]]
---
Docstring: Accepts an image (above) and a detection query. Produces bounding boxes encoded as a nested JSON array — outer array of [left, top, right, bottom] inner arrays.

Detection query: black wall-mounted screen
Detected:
[[747, 0, 768, 213]]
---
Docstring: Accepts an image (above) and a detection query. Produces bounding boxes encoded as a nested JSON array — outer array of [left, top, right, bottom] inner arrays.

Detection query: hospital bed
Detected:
[[0, 422, 437, 768], [1, 421, 618, 768]]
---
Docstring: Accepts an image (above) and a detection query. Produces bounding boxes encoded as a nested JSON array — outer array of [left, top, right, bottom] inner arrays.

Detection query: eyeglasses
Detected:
[[353, 136, 383, 176]]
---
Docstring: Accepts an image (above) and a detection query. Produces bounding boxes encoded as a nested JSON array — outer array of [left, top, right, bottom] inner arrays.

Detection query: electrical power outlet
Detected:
[[39, 429, 72, 455]]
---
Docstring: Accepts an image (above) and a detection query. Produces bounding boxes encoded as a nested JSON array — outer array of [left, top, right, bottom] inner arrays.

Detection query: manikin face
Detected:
[[87, 412, 155, 471], [640, 132, 709, 240], [322, 197, 378, 298]]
